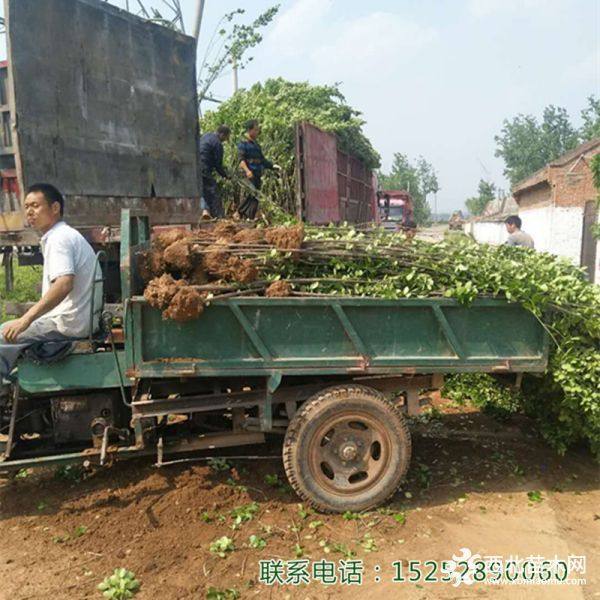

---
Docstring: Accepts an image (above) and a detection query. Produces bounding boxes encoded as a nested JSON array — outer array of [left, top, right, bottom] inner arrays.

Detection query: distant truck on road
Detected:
[[448, 210, 465, 231], [376, 189, 415, 232]]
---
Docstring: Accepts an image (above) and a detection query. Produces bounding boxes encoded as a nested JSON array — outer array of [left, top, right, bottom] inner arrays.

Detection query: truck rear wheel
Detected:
[[282, 384, 411, 513]]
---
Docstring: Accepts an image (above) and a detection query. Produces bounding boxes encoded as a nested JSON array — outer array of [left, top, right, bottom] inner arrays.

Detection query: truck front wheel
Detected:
[[282, 384, 411, 513]]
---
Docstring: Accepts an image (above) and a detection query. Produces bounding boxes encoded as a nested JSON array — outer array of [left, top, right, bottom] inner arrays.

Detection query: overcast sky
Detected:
[[3, 0, 599, 212]]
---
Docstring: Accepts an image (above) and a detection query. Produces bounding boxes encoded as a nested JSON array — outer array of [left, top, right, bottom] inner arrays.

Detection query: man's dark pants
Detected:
[[238, 173, 261, 220], [202, 176, 224, 218]]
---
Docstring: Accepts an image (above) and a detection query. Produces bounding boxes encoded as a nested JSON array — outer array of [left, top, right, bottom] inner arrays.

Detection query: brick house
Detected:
[[512, 138, 600, 283]]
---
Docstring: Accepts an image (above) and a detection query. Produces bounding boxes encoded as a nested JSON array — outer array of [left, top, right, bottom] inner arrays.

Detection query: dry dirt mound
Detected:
[[266, 280, 292, 297], [233, 228, 265, 245], [163, 239, 194, 272], [264, 224, 304, 251], [144, 274, 205, 321], [163, 287, 205, 322], [143, 274, 186, 310], [138, 222, 305, 321]]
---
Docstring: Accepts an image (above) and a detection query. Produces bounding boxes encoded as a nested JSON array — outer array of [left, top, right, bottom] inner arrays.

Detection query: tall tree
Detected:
[[495, 105, 579, 186], [197, 6, 280, 104], [201, 78, 380, 214], [378, 153, 437, 225], [417, 157, 440, 196], [465, 179, 496, 216], [580, 95, 600, 141], [539, 105, 579, 161]]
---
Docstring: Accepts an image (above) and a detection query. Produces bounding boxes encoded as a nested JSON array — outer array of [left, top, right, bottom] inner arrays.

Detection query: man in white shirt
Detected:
[[0, 183, 97, 384]]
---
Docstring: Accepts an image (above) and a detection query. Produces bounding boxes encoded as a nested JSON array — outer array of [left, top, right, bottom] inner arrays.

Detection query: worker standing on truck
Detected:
[[0, 184, 97, 392], [504, 215, 534, 248], [199, 125, 231, 219], [237, 119, 279, 220]]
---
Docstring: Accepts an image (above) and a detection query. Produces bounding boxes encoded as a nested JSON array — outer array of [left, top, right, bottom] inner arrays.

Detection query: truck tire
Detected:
[[282, 384, 411, 513]]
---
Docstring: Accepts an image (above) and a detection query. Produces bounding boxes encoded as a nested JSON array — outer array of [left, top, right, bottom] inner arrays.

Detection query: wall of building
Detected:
[[519, 204, 584, 266], [466, 221, 508, 246], [552, 152, 597, 208], [516, 182, 552, 210]]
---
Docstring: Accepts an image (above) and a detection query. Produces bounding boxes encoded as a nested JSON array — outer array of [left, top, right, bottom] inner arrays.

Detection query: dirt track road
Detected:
[[1, 404, 598, 599]]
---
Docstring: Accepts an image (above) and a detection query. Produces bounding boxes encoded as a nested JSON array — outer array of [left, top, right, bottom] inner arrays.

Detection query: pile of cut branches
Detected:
[[139, 222, 600, 460]]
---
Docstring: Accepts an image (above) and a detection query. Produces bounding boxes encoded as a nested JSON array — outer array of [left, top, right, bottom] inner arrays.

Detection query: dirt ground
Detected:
[[0, 399, 598, 600]]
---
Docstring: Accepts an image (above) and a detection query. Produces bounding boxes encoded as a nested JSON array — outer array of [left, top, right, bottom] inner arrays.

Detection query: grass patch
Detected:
[[0, 257, 42, 322]]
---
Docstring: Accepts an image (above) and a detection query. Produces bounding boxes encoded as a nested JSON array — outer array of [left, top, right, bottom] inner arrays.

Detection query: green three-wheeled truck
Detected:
[[0, 210, 549, 513]]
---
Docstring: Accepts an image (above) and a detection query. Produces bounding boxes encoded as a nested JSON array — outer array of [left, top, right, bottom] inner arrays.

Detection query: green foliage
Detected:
[[332, 542, 355, 558], [198, 6, 280, 102], [263, 473, 280, 487], [201, 78, 380, 214], [73, 525, 88, 538], [414, 463, 432, 489], [54, 464, 84, 482], [248, 534, 266, 549], [0, 260, 42, 323], [580, 95, 600, 141], [272, 227, 600, 458], [527, 490, 543, 503], [495, 105, 579, 185], [443, 373, 521, 421], [378, 153, 438, 225], [97, 568, 140, 599], [206, 588, 240, 600], [207, 457, 232, 472], [209, 536, 235, 558], [465, 179, 496, 216], [393, 512, 406, 525], [342, 510, 360, 521], [360, 533, 377, 552], [230, 502, 259, 529]]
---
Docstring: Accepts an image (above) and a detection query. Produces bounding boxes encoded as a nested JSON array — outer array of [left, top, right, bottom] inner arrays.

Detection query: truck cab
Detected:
[[377, 189, 414, 232]]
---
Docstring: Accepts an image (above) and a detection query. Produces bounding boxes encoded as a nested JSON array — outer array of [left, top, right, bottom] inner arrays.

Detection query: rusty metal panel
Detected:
[[296, 122, 340, 224], [296, 121, 374, 225], [5, 0, 200, 202], [339, 151, 374, 223]]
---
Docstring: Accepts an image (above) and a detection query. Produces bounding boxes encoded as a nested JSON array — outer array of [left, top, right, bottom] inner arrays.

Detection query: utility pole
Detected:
[[192, 0, 205, 41], [232, 56, 238, 93]]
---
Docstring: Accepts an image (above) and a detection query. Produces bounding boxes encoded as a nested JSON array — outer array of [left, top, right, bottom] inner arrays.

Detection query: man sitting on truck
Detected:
[[237, 119, 279, 220], [504, 215, 534, 248], [0, 184, 97, 391], [199, 125, 231, 219]]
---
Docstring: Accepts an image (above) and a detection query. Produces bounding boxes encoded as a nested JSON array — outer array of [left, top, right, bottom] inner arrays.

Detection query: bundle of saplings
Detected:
[[139, 221, 600, 460]]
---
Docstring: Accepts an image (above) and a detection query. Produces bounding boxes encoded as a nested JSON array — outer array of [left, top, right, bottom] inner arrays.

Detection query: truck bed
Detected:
[[124, 296, 549, 378]]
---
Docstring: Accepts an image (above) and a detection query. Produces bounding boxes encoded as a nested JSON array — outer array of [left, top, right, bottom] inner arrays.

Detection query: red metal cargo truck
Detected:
[[377, 189, 415, 232], [295, 121, 378, 225]]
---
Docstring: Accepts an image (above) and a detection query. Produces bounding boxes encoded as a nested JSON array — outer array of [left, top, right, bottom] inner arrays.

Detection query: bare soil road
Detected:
[[1, 399, 598, 599]]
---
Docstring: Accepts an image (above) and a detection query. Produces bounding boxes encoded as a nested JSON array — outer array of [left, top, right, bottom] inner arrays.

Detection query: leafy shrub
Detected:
[[97, 568, 140, 599]]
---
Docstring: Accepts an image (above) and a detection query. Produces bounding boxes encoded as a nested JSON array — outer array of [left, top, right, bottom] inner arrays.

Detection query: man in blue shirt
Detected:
[[199, 125, 230, 218], [237, 119, 279, 220]]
